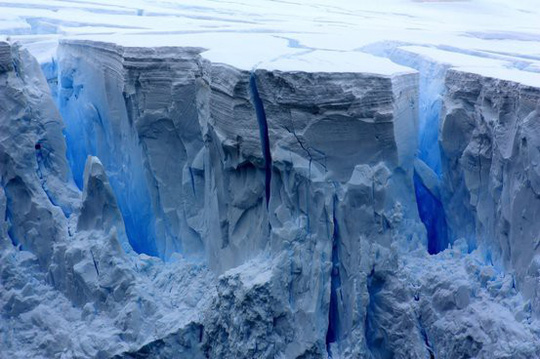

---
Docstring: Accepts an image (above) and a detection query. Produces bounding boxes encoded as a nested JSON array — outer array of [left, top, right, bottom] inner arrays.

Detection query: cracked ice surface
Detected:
[[1, 0, 540, 358]]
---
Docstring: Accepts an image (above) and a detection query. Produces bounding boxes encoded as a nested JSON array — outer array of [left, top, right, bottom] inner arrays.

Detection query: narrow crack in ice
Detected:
[[249, 72, 272, 208]]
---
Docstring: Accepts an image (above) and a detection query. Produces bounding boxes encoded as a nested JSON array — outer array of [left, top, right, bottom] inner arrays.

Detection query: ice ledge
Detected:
[[394, 45, 540, 88], [449, 66, 540, 88], [60, 35, 417, 76]]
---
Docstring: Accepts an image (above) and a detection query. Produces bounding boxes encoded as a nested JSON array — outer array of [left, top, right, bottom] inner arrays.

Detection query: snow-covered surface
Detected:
[[1, 0, 540, 79], [1, 1, 540, 358]]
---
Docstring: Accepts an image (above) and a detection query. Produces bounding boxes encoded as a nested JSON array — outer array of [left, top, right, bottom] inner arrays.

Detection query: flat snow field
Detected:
[[0, 0, 539, 82]]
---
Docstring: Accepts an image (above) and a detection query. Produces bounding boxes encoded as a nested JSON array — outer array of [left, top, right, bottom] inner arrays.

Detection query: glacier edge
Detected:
[[0, 32, 540, 359]]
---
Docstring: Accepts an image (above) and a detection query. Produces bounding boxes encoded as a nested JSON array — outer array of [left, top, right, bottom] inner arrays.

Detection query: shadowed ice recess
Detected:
[[59, 68, 160, 256]]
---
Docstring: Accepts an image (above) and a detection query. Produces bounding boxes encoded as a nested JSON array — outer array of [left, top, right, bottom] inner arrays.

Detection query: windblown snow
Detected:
[[1, 0, 540, 358]]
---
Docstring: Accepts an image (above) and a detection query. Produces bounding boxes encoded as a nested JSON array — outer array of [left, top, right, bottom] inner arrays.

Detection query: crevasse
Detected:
[[249, 72, 272, 207], [325, 197, 342, 356], [364, 44, 451, 254], [58, 51, 159, 256]]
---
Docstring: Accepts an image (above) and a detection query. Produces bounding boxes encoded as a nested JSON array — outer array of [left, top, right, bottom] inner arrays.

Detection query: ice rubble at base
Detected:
[[1, 3, 540, 358]]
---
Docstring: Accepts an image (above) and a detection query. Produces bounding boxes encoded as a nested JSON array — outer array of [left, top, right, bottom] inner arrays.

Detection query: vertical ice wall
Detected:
[[55, 40, 433, 356], [440, 69, 540, 314], [363, 44, 456, 254], [4, 37, 540, 357], [200, 60, 423, 356], [0, 41, 77, 267], [0, 40, 133, 310], [1, 43, 215, 358], [58, 41, 206, 258]]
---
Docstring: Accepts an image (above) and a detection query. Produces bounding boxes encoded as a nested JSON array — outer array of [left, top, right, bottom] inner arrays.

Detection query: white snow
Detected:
[[1, 0, 539, 80]]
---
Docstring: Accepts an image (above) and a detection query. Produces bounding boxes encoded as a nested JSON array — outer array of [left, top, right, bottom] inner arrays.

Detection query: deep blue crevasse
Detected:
[[249, 73, 272, 207], [326, 200, 342, 356], [3, 189, 18, 248], [417, 79, 444, 178], [414, 172, 448, 254], [59, 71, 158, 257], [414, 68, 449, 254]]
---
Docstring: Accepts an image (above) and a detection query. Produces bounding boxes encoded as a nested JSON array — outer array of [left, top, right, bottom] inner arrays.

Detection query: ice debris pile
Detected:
[[1, 0, 540, 358]]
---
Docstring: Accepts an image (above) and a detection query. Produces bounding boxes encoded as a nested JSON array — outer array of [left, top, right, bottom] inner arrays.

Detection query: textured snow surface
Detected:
[[1, 0, 540, 358]]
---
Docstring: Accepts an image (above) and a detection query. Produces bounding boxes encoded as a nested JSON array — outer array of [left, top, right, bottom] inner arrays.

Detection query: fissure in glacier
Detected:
[[3, 185, 17, 248], [414, 172, 448, 254], [412, 59, 449, 255], [249, 72, 272, 207], [325, 198, 342, 356], [364, 44, 452, 255], [365, 272, 392, 359]]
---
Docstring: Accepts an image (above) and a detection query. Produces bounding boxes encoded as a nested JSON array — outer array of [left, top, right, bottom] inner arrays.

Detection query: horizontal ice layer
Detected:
[[3, 0, 540, 50], [396, 45, 540, 87], [7, 0, 539, 78], [57, 32, 415, 74], [452, 66, 540, 87]]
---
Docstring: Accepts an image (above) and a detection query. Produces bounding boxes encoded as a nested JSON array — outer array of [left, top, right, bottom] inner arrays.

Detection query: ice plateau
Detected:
[[1, 0, 540, 358]]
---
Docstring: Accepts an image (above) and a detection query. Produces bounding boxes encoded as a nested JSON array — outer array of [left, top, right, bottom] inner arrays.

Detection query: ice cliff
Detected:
[[0, 41, 214, 358], [440, 68, 540, 315], [1, 1, 540, 358], [54, 39, 426, 357]]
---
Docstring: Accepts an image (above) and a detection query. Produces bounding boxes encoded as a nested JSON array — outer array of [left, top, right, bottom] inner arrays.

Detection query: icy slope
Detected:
[[1, 0, 540, 358]]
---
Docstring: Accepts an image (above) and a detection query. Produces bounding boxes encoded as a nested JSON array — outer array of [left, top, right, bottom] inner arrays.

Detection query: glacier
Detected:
[[1, 0, 540, 358]]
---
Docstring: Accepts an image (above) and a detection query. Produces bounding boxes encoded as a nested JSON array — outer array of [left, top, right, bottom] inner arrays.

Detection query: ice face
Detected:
[[0, 41, 78, 267], [2, 1, 540, 358], [58, 42, 160, 256], [57, 42, 207, 258], [440, 68, 540, 313]]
